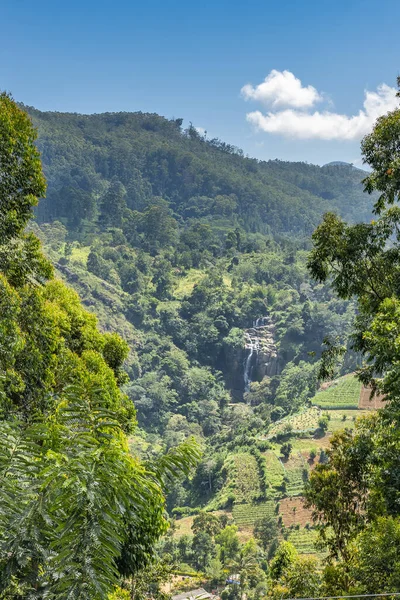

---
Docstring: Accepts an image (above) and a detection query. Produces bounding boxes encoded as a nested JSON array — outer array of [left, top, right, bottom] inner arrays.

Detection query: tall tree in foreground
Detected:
[[305, 81, 400, 592], [0, 93, 200, 599]]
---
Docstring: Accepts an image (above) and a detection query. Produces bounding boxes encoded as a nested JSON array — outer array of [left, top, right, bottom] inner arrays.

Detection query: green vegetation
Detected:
[[28, 107, 375, 236], [326, 409, 358, 432], [267, 407, 321, 438], [310, 374, 361, 409], [304, 81, 400, 594], [232, 453, 261, 503], [285, 468, 308, 497], [232, 502, 276, 526], [0, 93, 199, 598], [4, 80, 400, 598], [263, 451, 285, 489], [287, 528, 319, 554]]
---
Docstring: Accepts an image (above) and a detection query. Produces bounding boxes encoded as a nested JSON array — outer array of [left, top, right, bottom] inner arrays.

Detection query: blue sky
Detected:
[[1, 0, 399, 165]]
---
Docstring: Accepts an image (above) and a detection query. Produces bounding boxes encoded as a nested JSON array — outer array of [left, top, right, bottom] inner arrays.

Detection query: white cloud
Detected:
[[244, 77, 398, 141], [241, 69, 322, 109], [195, 126, 206, 136]]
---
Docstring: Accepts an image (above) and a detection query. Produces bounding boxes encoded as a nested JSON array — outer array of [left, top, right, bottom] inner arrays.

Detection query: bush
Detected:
[[257, 440, 271, 451], [171, 506, 200, 517], [319, 449, 328, 464], [280, 442, 292, 459], [318, 415, 329, 432]]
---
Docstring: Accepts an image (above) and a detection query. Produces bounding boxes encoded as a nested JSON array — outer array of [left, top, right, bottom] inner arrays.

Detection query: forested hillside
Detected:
[[27, 106, 373, 236], [26, 105, 370, 439], [14, 104, 373, 597], [0, 93, 199, 598], [5, 97, 400, 599]]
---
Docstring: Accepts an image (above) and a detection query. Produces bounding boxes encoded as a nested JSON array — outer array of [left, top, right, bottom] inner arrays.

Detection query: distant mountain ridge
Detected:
[[323, 160, 366, 172], [26, 106, 376, 235]]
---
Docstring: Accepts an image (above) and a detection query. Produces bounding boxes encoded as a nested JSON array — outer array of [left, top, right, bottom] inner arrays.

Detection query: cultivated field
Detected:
[[263, 451, 284, 489], [232, 501, 276, 526], [267, 407, 321, 438], [287, 527, 319, 554], [278, 497, 313, 527], [359, 386, 386, 410], [282, 453, 309, 496], [311, 374, 361, 409], [232, 453, 261, 503]]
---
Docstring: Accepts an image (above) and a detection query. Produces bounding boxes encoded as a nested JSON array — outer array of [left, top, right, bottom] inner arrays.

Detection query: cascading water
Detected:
[[244, 337, 257, 393], [243, 317, 277, 396], [243, 321, 264, 393]]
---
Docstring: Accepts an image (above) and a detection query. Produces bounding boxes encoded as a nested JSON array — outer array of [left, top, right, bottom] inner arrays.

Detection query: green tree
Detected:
[[269, 541, 298, 582], [205, 556, 224, 586], [253, 516, 279, 551], [0, 96, 201, 597], [100, 179, 127, 228], [318, 414, 329, 432], [216, 525, 240, 568], [192, 511, 222, 537], [280, 443, 292, 460], [192, 531, 215, 570]]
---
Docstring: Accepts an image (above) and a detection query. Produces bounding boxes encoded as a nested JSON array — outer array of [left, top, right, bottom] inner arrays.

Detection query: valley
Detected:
[[1, 97, 397, 598], [23, 106, 385, 595]]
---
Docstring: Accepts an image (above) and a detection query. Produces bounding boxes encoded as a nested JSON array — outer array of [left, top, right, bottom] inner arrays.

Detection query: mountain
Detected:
[[26, 107, 375, 238], [323, 160, 356, 167], [26, 105, 369, 428], [26, 106, 374, 565]]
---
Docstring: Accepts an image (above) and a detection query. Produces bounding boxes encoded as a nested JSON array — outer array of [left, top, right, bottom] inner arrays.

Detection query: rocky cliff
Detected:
[[243, 317, 280, 392]]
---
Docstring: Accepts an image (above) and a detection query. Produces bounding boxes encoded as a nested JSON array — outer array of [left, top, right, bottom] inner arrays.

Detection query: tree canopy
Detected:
[[0, 94, 199, 598]]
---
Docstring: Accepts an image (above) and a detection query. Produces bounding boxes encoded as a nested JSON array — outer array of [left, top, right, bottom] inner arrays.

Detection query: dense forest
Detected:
[[2, 86, 400, 598]]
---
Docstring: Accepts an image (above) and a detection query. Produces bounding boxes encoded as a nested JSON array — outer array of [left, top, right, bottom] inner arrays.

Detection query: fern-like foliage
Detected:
[[0, 383, 200, 598]]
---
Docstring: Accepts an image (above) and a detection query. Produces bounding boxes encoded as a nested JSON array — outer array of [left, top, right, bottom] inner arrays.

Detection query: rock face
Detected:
[[243, 317, 280, 392]]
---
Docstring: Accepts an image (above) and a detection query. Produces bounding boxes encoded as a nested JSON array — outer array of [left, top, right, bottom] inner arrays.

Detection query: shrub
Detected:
[[280, 442, 292, 459], [318, 415, 329, 432], [309, 448, 317, 461], [319, 449, 328, 464]]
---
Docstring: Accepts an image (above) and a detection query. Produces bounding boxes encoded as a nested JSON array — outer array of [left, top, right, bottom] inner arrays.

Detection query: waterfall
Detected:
[[244, 317, 271, 394], [255, 317, 268, 328], [243, 334, 259, 393], [243, 316, 279, 399], [244, 344, 254, 393]]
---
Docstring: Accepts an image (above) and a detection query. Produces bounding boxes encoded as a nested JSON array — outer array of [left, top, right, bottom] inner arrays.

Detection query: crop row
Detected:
[[232, 501, 276, 525], [287, 528, 318, 553], [311, 376, 361, 408]]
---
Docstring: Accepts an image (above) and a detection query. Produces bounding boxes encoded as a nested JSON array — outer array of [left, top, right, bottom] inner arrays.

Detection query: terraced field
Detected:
[[287, 527, 319, 554], [267, 407, 321, 438], [311, 374, 361, 409], [279, 497, 313, 527], [263, 451, 284, 489], [232, 501, 276, 526], [280, 453, 307, 496], [286, 470, 305, 496], [290, 435, 332, 454], [326, 409, 358, 432], [232, 453, 261, 503]]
